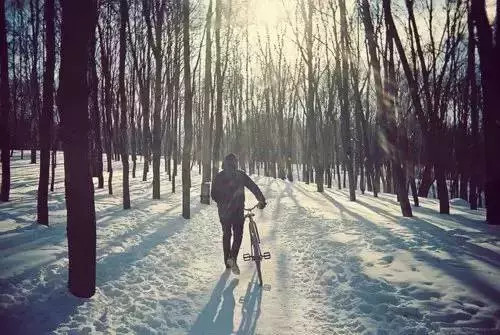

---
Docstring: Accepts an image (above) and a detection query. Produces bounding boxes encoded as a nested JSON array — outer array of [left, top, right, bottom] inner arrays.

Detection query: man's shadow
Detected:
[[189, 271, 238, 335], [189, 271, 263, 335]]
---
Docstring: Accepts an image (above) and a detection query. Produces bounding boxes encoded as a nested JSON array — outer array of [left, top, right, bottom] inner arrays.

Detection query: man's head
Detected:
[[222, 153, 238, 171]]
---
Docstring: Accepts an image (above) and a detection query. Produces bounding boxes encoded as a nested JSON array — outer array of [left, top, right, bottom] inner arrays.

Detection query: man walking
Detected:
[[211, 153, 266, 274]]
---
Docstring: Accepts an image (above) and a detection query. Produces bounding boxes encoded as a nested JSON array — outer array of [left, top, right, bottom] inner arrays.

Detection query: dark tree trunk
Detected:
[[363, 0, 411, 216], [459, 174, 468, 201], [386, 29, 413, 217], [37, 0, 55, 225], [342, 164, 346, 188], [130, 70, 137, 179], [212, 0, 223, 181], [0, 0, 10, 202], [326, 167, 332, 188], [201, 0, 212, 204], [386, 162, 393, 194], [384, 17, 412, 217], [99, 18, 113, 195], [143, 0, 166, 199], [172, 31, 180, 194], [418, 164, 433, 197], [50, 145, 56, 192], [302, 162, 308, 184], [316, 168, 324, 192], [339, 0, 355, 201], [89, 4, 103, 189], [409, 174, 419, 207], [336, 161, 341, 189], [30, 0, 40, 165], [431, 125, 450, 214], [59, 0, 96, 298], [152, 50, 162, 199], [119, 0, 130, 209], [141, 54, 151, 182], [131, 119, 137, 179], [471, 0, 500, 220], [182, 0, 192, 219]]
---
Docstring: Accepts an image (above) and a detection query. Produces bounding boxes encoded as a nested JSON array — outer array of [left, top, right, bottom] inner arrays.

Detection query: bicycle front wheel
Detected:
[[255, 258, 263, 286], [250, 222, 263, 286]]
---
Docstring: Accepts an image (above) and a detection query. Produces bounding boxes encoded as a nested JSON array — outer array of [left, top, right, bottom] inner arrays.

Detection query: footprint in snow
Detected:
[[379, 255, 394, 265]]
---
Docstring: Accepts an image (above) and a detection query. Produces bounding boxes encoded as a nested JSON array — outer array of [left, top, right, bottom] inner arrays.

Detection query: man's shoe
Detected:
[[231, 262, 240, 275]]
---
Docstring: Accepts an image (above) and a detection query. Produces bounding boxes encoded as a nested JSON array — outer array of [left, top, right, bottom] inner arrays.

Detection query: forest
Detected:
[[0, 0, 499, 325]]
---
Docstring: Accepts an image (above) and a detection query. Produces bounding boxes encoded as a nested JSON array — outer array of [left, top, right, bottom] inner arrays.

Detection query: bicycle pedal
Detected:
[[263, 252, 271, 259], [243, 253, 252, 261]]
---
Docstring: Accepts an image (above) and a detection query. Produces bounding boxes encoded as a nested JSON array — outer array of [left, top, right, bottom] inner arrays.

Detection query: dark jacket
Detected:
[[211, 158, 265, 222]]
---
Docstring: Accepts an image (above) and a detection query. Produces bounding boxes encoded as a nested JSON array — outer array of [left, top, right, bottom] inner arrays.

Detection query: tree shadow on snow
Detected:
[[319, 191, 500, 305], [351, 196, 500, 269], [0, 270, 86, 335], [96, 199, 202, 286]]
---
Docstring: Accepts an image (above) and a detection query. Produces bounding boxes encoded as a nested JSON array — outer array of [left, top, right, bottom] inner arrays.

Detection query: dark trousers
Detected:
[[221, 215, 244, 265]]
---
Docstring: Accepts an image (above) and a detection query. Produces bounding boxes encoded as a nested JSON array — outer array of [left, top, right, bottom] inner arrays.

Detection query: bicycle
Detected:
[[242, 204, 271, 286]]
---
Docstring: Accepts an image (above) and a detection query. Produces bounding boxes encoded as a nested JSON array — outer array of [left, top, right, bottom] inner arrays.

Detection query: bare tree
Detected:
[[0, 0, 10, 202], [119, 0, 131, 209], [144, 0, 167, 199], [36, 0, 55, 225], [182, 0, 193, 218], [59, 0, 97, 298], [212, 0, 223, 180], [339, 0, 355, 200], [200, 0, 212, 204], [471, 0, 500, 224]]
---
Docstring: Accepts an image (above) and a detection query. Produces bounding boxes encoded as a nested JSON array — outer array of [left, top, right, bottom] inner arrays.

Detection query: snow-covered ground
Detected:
[[1, 152, 499, 334]]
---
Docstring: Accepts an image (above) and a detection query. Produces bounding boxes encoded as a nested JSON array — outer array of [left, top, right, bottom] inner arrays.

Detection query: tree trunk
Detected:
[[30, 0, 40, 165], [141, 56, 151, 182], [182, 0, 193, 219], [130, 71, 137, 179], [59, 0, 96, 298], [143, 0, 166, 199], [119, 0, 130, 209], [37, 0, 55, 225], [385, 22, 412, 216], [435, 159, 450, 214], [471, 0, 500, 221], [152, 56, 162, 199], [212, 0, 223, 181], [418, 164, 433, 197], [409, 173, 419, 207], [99, 18, 113, 195], [459, 173, 468, 201], [200, 0, 212, 204], [89, 4, 103, 189], [339, 0, 355, 201], [0, 0, 11, 202], [316, 168, 324, 192], [50, 144, 56, 192], [362, 0, 411, 215]]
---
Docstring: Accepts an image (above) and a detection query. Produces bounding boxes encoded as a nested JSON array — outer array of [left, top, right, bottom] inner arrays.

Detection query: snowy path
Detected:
[[1, 152, 500, 334]]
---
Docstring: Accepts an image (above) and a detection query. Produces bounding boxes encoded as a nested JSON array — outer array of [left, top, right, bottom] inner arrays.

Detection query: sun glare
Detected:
[[250, 0, 287, 28]]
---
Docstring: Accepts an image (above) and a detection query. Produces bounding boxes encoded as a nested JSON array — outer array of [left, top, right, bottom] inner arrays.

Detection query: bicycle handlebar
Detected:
[[244, 204, 259, 211], [245, 200, 269, 212]]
